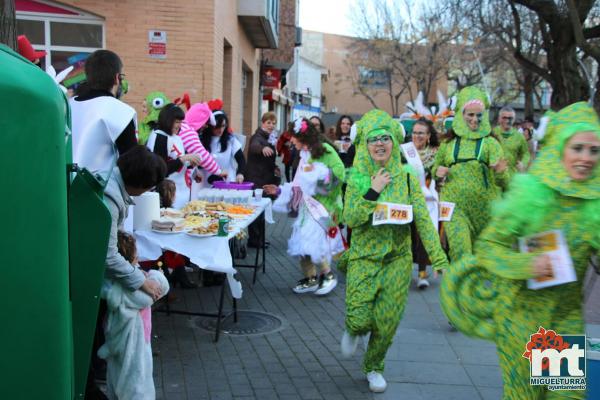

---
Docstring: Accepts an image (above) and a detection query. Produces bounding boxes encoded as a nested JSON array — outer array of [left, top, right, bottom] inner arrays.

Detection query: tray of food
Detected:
[[186, 221, 219, 237]]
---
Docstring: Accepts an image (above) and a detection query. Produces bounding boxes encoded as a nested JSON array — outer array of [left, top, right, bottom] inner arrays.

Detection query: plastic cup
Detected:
[[254, 188, 263, 200]]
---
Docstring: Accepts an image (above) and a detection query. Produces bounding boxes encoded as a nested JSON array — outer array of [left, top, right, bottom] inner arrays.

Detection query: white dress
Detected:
[[146, 130, 190, 209], [273, 151, 345, 264]]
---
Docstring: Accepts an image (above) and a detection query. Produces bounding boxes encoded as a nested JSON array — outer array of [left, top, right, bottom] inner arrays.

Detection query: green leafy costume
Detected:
[[493, 125, 531, 179], [440, 102, 600, 399], [138, 91, 170, 145], [432, 86, 506, 261], [343, 110, 449, 373], [311, 143, 346, 221]]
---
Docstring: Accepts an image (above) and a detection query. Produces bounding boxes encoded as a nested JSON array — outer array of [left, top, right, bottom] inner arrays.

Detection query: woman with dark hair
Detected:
[[408, 118, 440, 289], [146, 103, 201, 208], [334, 115, 356, 168], [199, 110, 246, 184], [265, 118, 346, 296], [309, 115, 325, 134]]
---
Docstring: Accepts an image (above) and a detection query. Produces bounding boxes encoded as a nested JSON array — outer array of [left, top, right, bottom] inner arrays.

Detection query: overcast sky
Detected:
[[299, 0, 356, 36]]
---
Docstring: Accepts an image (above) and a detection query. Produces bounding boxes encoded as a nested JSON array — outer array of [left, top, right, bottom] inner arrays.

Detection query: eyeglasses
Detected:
[[367, 135, 392, 145]]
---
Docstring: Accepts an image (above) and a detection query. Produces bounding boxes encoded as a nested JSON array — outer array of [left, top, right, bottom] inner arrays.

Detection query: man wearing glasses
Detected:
[[493, 106, 530, 180], [70, 50, 137, 181]]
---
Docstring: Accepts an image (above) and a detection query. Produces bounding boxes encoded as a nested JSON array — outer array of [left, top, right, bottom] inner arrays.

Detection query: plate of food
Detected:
[[186, 221, 219, 237], [151, 217, 187, 233]]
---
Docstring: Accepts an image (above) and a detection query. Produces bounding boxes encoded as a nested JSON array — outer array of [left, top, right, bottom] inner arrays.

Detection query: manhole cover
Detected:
[[195, 310, 285, 336]]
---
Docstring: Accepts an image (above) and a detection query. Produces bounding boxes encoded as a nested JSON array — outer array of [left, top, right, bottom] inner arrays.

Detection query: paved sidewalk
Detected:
[[152, 215, 600, 399]]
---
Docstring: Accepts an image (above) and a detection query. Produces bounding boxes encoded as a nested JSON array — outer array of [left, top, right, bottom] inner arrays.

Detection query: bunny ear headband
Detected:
[[293, 118, 309, 134]]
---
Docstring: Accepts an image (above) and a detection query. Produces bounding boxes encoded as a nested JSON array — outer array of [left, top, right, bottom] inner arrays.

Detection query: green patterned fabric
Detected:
[[440, 102, 600, 399], [432, 134, 505, 261], [343, 109, 448, 374], [452, 86, 491, 139], [309, 142, 346, 222], [493, 126, 530, 179], [138, 91, 170, 145]]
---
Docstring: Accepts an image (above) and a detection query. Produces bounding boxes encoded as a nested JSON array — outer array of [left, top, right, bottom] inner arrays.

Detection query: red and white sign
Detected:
[[262, 67, 281, 89], [148, 30, 167, 59]]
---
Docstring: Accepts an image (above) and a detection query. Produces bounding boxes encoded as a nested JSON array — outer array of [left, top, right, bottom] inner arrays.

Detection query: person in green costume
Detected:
[[440, 101, 600, 399], [493, 106, 531, 179], [432, 86, 508, 262], [266, 118, 346, 295], [138, 91, 170, 144], [340, 109, 449, 393]]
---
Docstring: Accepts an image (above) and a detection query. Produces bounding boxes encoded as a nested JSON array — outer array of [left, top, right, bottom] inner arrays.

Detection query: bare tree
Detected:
[[344, 0, 460, 115], [0, 0, 17, 50], [460, 0, 600, 109]]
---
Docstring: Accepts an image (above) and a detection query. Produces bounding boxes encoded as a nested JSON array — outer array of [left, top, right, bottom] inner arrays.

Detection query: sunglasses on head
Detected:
[[367, 135, 392, 145]]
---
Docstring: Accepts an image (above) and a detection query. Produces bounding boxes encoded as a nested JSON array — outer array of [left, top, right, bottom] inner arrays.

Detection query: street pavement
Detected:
[[152, 215, 600, 400]]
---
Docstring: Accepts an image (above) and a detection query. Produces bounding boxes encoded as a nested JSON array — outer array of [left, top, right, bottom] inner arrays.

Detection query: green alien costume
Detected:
[[441, 102, 600, 399], [432, 86, 506, 261], [493, 125, 531, 178], [138, 91, 170, 145], [343, 110, 449, 373]]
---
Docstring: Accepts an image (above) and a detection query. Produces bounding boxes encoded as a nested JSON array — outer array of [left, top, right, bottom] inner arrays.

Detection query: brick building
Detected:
[[15, 0, 290, 136], [260, 0, 300, 131], [301, 30, 447, 128]]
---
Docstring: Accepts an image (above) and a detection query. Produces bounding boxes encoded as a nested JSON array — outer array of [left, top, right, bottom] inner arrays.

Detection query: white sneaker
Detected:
[[314, 271, 337, 296], [417, 277, 430, 289], [367, 371, 387, 392], [340, 330, 360, 358]]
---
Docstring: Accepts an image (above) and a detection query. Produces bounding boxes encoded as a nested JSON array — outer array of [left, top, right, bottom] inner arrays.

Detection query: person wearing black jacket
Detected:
[[246, 112, 281, 247]]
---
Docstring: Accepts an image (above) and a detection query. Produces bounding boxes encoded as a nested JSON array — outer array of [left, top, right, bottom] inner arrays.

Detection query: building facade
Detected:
[[15, 0, 286, 136], [301, 30, 448, 127]]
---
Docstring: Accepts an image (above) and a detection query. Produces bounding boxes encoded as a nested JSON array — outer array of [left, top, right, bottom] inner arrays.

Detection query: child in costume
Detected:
[[99, 231, 169, 400], [340, 110, 449, 393], [138, 91, 170, 145], [440, 102, 600, 399], [432, 86, 508, 261], [267, 118, 346, 295], [179, 102, 227, 188]]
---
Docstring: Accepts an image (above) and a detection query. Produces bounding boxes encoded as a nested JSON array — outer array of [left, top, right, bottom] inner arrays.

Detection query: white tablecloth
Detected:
[[134, 198, 272, 299]]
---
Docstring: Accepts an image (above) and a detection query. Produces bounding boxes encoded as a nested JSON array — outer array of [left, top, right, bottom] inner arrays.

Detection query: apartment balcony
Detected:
[[238, 0, 279, 49]]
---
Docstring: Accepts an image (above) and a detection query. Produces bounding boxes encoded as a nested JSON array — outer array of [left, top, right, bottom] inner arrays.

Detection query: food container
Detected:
[[212, 181, 255, 190]]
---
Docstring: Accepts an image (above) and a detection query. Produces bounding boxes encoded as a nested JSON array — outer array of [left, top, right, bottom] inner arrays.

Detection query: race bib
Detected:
[[373, 202, 413, 226], [439, 201, 455, 221]]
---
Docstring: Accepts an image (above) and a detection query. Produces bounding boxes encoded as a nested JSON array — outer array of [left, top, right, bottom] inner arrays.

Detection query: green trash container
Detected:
[[0, 45, 111, 399]]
